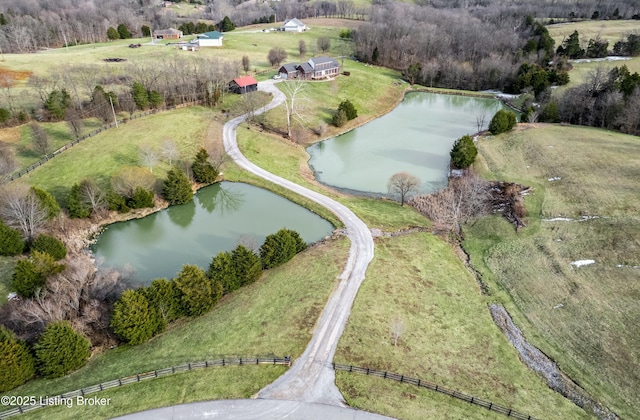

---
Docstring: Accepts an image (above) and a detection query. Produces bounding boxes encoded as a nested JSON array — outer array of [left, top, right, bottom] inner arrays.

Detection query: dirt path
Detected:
[[223, 80, 375, 406]]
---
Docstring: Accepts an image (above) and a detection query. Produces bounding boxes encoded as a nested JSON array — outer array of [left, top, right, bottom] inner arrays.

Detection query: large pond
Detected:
[[91, 182, 334, 284], [307, 92, 512, 195]]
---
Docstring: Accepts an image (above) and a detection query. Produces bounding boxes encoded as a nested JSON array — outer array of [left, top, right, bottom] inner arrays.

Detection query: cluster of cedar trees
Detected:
[[110, 228, 307, 346], [332, 100, 358, 127]]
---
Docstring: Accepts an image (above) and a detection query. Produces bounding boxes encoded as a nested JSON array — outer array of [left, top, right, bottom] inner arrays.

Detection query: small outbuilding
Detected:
[[153, 28, 183, 40], [195, 31, 224, 47], [280, 18, 306, 32], [230, 76, 258, 94]]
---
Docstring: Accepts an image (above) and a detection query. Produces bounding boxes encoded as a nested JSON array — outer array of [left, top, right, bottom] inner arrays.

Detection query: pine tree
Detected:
[[0, 326, 35, 392], [11, 251, 65, 298], [163, 169, 193, 205], [191, 149, 218, 184], [144, 278, 184, 322], [0, 221, 25, 256], [67, 183, 91, 218], [338, 100, 358, 120], [174, 265, 221, 316], [231, 245, 262, 287], [34, 321, 90, 378], [207, 251, 239, 293], [110, 289, 165, 345], [449, 135, 478, 169], [30, 234, 67, 260], [31, 187, 60, 220]]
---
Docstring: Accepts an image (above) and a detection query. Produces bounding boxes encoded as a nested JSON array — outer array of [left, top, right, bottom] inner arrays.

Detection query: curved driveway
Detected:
[[223, 80, 375, 406]]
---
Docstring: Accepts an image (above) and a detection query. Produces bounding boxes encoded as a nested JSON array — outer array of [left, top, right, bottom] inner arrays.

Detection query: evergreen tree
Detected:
[[117, 23, 131, 39], [488, 110, 517, 135], [217, 16, 235, 32], [128, 187, 154, 209], [67, 183, 91, 218], [260, 229, 299, 269], [131, 82, 149, 110], [338, 100, 358, 120], [107, 189, 130, 213], [449, 134, 478, 169], [110, 289, 165, 345], [31, 234, 67, 260], [163, 169, 193, 205], [34, 321, 90, 378], [0, 221, 25, 256], [144, 278, 184, 322], [141, 25, 151, 37], [332, 109, 348, 127], [207, 251, 239, 293], [11, 251, 65, 298], [31, 187, 61, 220], [107, 27, 119, 40], [558, 30, 585, 59], [231, 245, 262, 287], [174, 265, 221, 316], [44, 90, 71, 120], [191, 148, 218, 184], [0, 326, 35, 392]]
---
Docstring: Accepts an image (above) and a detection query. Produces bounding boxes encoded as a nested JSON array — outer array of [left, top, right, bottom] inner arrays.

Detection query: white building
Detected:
[[280, 18, 306, 32], [195, 31, 224, 47]]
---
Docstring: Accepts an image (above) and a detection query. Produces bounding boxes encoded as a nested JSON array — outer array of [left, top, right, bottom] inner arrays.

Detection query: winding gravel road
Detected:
[[223, 80, 375, 406]]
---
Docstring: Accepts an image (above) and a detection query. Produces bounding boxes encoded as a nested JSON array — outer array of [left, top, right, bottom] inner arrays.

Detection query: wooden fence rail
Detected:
[[0, 356, 290, 419], [3, 101, 203, 184], [332, 363, 538, 420]]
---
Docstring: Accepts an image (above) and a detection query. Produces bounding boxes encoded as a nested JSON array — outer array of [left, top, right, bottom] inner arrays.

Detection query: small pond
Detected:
[[91, 182, 334, 284], [307, 92, 512, 195]]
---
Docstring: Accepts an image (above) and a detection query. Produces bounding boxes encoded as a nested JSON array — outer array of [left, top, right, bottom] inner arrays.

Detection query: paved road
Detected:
[[116, 399, 393, 420], [223, 80, 375, 406]]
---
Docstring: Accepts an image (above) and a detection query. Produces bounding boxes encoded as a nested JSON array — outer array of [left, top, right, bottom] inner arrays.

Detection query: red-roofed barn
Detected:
[[229, 76, 258, 94]]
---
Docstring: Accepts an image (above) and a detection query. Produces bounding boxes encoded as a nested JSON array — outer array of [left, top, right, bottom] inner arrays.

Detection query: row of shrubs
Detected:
[[110, 228, 307, 345], [0, 228, 307, 392]]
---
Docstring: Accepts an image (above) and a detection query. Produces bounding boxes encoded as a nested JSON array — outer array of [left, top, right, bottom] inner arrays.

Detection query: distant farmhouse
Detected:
[[280, 18, 306, 32], [153, 28, 183, 40], [195, 31, 224, 47], [278, 56, 340, 80], [230, 76, 258, 94]]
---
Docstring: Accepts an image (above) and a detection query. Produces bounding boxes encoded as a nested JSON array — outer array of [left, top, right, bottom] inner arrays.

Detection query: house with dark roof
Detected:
[[195, 31, 223, 47], [297, 56, 340, 80], [278, 63, 299, 80], [280, 18, 306, 32], [153, 28, 183, 40], [229, 76, 258, 94]]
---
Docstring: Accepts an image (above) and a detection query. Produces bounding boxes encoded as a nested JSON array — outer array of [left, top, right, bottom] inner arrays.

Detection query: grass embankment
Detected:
[[464, 124, 640, 419], [334, 233, 589, 420], [8, 237, 348, 418]]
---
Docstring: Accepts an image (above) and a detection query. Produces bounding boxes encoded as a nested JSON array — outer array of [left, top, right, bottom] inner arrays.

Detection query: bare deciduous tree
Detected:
[[475, 113, 487, 133], [30, 122, 50, 156], [0, 142, 18, 178], [317, 36, 331, 53], [111, 166, 156, 198], [267, 47, 287, 67], [298, 39, 307, 57], [161, 139, 180, 167], [139, 144, 159, 173], [280, 79, 308, 139], [79, 178, 106, 215], [66, 108, 84, 138], [0, 184, 48, 241], [388, 172, 420, 206], [390, 316, 404, 346], [242, 55, 250, 73]]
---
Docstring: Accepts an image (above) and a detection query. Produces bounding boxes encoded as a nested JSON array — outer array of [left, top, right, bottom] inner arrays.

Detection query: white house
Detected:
[[195, 31, 224, 47], [280, 18, 306, 32]]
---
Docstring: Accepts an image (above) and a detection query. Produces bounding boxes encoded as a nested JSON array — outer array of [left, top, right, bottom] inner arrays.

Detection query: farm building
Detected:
[[230, 76, 258, 94], [153, 28, 183, 40], [179, 43, 200, 52], [195, 31, 224, 47], [297, 56, 339, 80], [278, 63, 299, 79], [280, 18, 306, 32]]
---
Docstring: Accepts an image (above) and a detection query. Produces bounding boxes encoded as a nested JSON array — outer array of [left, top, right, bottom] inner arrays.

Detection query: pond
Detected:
[[307, 92, 512, 195], [91, 182, 334, 284]]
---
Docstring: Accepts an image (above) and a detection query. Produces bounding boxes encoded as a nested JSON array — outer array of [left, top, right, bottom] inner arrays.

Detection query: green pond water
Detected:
[[91, 182, 334, 284], [307, 91, 512, 195]]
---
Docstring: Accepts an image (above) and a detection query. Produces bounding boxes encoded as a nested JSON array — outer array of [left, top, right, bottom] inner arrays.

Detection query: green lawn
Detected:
[[18, 366, 286, 420], [335, 233, 589, 420], [463, 124, 640, 419], [547, 20, 640, 48], [7, 237, 348, 402], [0, 256, 15, 306]]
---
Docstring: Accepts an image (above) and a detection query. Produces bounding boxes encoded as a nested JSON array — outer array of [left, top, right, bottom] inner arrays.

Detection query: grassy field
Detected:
[[19, 366, 286, 420], [464, 124, 640, 419], [335, 233, 589, 420], [7, 237, 347, 403], [0, 256, 15, 305], [547, 20, 640, 47]]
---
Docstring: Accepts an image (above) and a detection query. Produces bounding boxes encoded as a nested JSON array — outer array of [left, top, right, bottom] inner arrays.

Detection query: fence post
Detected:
[[222, 359, 225, 366], [205, 361, 208, 368], [255, 358, 259, 365], [435, 384, 438, 391], [136, 374, 140, 381], [384, 371, 387, 378], [470, 397, 474, 404], [508, 409, 511, 416], [119, 379, 122, 386], [349, 365, 353, 372], [400, 375, 404, 382], [366, 368, 370, 375], [489, 403, 492, 410], [99, 384, 103, 391], [417, 379, 421, 386], [188, 363, 191, 370]]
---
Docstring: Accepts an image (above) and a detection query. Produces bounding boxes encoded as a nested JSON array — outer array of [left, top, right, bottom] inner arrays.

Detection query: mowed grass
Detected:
[[464, 124, 640, 419], [8, 237, 348, 404], [335, 233, 589, 420], [19, 366, 286, 420], [19, 107, 214, 201], [558, 56, 640, 90], [547, 20, 640, 47]]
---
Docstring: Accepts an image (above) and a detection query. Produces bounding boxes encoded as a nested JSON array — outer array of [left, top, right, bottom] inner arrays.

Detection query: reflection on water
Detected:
[[91, 182, 334, 284], [307, 92, 512, 195]]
